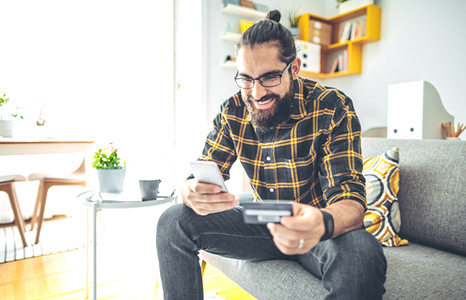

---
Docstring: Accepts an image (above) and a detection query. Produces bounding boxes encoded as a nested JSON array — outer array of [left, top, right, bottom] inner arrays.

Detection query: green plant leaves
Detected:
[[0, 94, 10, 107], [92, 146, 126, 169]]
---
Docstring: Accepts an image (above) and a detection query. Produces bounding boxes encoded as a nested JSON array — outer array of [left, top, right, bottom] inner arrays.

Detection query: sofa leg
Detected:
[[200, 259, 207, 277]]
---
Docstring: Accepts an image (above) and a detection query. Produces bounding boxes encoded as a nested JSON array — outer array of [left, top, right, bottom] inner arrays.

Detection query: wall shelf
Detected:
[[221, 32, 242, 42], [222, 4, 266, 19], [221, 60, 237, 69], [220, 4, 265, 72], [297, 4, 381, 79]]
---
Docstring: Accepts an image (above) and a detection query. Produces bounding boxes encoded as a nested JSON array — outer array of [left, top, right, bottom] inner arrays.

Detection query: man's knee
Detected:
[[157, 203, 191, 243], [330, 229, 386, 267], [317, 229, 387, 298]]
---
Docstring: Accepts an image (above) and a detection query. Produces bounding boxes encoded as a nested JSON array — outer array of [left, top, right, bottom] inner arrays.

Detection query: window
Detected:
[[0, 0, 175, 183]]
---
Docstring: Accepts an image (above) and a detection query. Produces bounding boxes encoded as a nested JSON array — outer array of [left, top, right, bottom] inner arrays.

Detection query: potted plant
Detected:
[[286, 7, 301, 39], [92, 143, 126, 193], [0, 93, 24, 137], [336, 0, 349, 8]]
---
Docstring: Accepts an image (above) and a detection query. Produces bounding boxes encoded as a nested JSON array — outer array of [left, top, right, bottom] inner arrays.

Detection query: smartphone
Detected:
[[189, 161, 228, 193], [242, 201, 294, 224]]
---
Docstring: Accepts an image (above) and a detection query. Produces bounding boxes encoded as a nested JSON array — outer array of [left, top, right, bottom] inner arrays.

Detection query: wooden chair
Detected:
[[0, 175, 28, 247], [28, 159, 87, 244]]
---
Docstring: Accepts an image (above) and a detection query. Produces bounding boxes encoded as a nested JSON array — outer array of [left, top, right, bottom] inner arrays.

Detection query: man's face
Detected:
[[236, 44, 297, 131]]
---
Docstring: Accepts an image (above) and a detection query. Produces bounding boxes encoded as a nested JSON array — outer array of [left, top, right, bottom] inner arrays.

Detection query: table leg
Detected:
[[85, 207, 90, 299], [92, 202, 98, 300]]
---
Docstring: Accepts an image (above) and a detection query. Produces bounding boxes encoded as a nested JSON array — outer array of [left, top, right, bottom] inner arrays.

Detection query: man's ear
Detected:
[[292, 57, 301, 80]]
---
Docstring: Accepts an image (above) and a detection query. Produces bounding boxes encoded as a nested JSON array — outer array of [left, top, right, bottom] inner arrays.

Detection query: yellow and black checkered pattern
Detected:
[[199, 77, 366, 208]]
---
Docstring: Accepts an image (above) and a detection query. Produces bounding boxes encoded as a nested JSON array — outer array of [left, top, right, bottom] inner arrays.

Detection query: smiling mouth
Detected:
[[253, 97, 275, 109], [257, 99, 273, 104]]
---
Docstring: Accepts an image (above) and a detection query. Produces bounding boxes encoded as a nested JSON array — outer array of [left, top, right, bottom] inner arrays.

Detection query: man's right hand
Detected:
[[181, 179, 239, 215]]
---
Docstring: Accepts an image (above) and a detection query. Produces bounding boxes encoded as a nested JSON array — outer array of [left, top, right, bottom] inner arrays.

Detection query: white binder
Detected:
[[387, 81, 454, 139]]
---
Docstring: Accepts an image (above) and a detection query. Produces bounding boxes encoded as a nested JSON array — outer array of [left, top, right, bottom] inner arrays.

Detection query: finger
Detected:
[[188, 192, 239, 215], [272, 235, 309, 255], [190, 180, 223, 194], [191, 193, 237, 209], [187, 180, 235, 203], [280, 203, 322, 231], [267, 222, 310, 241], [267, 223, 316, 253]]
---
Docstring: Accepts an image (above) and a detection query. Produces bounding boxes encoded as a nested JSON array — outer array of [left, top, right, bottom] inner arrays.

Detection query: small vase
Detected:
[[96, 168, 126, 193], [289, 27, 300, 39]]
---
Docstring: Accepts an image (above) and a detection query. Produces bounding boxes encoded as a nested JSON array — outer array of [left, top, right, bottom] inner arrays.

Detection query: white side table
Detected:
[[78, 190, 177, 300]]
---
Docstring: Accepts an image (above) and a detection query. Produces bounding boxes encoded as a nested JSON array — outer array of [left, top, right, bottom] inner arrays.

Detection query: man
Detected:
[[157, 10, 386, 299]]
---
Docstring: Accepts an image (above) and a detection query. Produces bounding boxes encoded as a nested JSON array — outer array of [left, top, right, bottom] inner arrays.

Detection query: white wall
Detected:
[[324, 0, 466, 137]]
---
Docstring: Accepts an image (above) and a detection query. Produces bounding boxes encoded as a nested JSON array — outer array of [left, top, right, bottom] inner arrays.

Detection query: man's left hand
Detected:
[[267, 203, 326, 255]]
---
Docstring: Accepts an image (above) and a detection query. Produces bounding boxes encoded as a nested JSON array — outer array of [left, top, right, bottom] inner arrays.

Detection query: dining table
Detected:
[[0, 138, 94, 187]]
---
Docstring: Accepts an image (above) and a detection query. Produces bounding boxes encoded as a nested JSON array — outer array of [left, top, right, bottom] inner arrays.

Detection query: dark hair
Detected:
[[236, 10, 296, 65]]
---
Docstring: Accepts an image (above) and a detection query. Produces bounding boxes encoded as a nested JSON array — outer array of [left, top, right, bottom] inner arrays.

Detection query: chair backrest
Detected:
[[71, 158, 86, 175], [0, 175, 26, 183]]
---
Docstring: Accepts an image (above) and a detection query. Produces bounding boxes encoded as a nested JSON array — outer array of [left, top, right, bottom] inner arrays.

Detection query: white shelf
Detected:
[[221, 32, 242, 42], [222, 4, 266, 19], [221, 60, 238, 69]]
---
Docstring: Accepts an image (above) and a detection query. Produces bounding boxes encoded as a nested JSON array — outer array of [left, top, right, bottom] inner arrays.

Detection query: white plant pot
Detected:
[[289, 27, 300, 39], [96, 168, 126, 193], [339, 0, 374, 14], [0, 120, 14, 137]]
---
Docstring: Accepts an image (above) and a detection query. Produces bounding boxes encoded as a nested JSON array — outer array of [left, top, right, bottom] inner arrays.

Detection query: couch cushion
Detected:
[[200, 250, 326, 299], [383, 243, 466, 299], [361, 138, 466, 255], [202, 242, 466, 300], [363, 147, 408, 247]]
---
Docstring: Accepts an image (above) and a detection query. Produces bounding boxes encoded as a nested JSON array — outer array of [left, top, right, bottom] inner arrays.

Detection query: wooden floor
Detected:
[[0, 242, 256, 300], [0, 207, 256, 299]]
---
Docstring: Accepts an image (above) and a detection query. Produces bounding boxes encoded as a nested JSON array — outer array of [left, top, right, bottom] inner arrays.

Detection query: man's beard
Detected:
[[243, 81, 294, 132]]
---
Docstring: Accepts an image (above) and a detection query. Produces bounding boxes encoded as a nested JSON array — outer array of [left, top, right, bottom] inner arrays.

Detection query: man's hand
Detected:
[[267, 203, 326, 255], [182, 179, 239, 215]]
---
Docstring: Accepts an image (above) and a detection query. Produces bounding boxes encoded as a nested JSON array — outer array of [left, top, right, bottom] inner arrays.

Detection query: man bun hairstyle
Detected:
[[236, 10, 296, 65], [266, 10, 281, 22]]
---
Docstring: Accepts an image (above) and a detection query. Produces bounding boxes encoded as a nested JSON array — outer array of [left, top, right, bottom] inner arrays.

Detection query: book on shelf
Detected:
[[339, 22, 352, 43], [330, 56, 339, 73], [329, 49, 349, 74], [338, 55, 343, 72], [339, 18, 367, 43]]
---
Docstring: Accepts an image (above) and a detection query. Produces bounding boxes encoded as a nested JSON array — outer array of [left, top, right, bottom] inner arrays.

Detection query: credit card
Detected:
[[242, 201, 293, 224]]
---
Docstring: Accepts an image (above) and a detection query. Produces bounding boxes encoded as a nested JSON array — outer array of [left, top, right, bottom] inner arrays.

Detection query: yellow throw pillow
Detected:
[[363, 147, 408, 247]]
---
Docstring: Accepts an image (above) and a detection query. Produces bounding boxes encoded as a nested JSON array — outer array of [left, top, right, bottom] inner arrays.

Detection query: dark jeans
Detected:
[[156, 204, 386, 300]]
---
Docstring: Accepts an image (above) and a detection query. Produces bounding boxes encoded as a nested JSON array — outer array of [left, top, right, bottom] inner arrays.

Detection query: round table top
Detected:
[[78, 190, 177, 209]]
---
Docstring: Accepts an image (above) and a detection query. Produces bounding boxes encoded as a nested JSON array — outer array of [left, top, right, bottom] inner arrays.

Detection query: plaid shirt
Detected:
[[199, 77, 366, 209]]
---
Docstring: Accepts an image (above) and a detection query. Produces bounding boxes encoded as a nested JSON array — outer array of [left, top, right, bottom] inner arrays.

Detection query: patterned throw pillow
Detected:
[[363, 147, 408, 247]]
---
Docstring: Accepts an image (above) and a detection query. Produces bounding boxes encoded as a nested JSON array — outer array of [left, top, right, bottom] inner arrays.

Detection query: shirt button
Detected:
[[266, 156, 271, 161], [269, 188, 275, 193]]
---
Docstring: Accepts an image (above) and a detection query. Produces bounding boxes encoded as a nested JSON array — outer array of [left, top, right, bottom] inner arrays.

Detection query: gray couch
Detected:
[[201, 138, 466, 299]]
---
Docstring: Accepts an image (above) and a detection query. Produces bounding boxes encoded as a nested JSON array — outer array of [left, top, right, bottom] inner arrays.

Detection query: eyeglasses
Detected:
[[234, 61, 292, 89]]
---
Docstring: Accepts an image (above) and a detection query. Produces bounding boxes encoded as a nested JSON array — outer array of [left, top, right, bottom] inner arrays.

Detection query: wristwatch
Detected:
[[320, 210, 334, 241]]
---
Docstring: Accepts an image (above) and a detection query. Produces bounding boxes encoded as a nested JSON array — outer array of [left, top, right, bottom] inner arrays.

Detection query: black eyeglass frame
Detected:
[[234, 61, 293, 89]]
